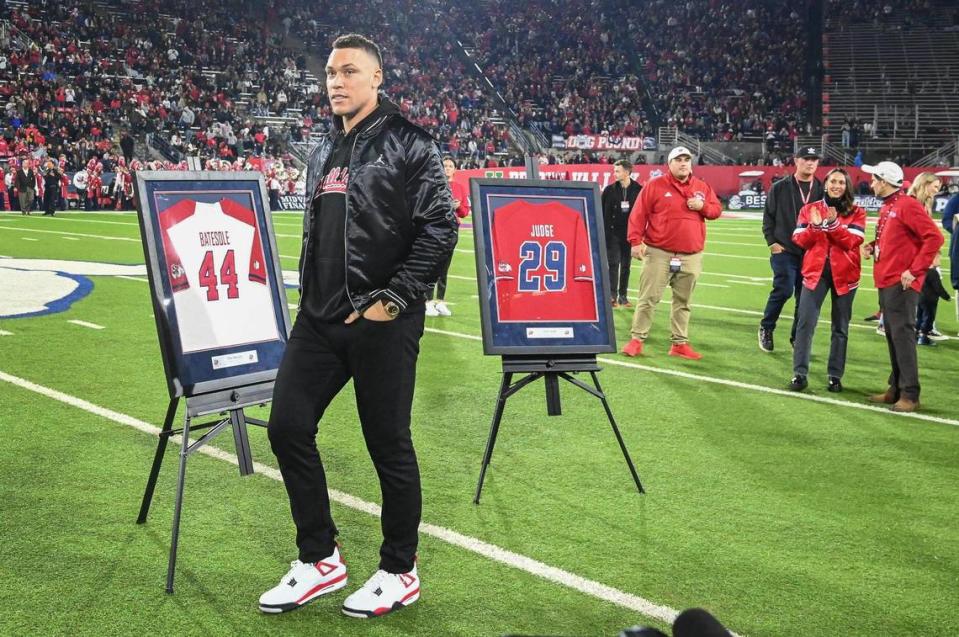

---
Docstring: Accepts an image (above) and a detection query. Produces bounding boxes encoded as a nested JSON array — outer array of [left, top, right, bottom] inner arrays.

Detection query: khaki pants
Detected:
[[629, 245, 703, 344], [18, 189, 35, 214]]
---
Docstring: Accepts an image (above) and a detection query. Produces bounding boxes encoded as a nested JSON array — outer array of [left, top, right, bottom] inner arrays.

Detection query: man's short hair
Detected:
[[613, 159, 632, 172], [442, 156, 456, 167], [332, 33, 383, 68]]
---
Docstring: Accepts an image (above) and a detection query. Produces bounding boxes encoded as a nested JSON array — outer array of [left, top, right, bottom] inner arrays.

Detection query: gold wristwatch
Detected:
[[383, 301, 400, 318]]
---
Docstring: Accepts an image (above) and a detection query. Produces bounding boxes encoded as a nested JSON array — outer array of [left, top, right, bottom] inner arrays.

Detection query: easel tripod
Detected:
[[136, 383, 273, 593], [474, 354, 644, 504]]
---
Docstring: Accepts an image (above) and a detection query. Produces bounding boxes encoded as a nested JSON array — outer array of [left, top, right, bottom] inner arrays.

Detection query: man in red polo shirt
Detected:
[[621, 146, 722, 359], [863, 161, 944, 412]]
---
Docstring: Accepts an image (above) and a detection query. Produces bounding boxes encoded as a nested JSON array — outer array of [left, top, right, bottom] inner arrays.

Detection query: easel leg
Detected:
[[137, 397, 179, 524], [230, 409, 254, 476], [166, 413, 191, 594], [590, 372, 644, 494], [474, 372, 512, 504]]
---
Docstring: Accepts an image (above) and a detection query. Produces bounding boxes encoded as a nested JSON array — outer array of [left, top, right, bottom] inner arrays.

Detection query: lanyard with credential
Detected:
[[794, 176, 813, 207]]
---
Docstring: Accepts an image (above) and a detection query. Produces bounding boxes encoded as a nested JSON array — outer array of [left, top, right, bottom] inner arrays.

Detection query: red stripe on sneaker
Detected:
[[295, 572, 347, 604], [399, 587, 420, 603]]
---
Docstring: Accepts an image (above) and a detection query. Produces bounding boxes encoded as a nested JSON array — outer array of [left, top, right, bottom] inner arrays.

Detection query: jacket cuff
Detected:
[[371, 288, 409, 311]]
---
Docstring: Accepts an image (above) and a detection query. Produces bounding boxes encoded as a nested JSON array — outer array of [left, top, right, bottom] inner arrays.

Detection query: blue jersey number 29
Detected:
[[518, 240, 566, 292]]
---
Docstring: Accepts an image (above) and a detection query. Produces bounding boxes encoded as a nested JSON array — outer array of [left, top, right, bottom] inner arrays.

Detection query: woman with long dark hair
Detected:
[[788, 168, 867, 392]]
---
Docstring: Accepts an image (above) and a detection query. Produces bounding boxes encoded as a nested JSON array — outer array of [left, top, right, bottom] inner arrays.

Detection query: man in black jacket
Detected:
[[260, 34, 457, 619], [41, 160, 62, 216], [15, 158, 36, 215], [601, 159, 641, 306], [758, 147, 823, 351]]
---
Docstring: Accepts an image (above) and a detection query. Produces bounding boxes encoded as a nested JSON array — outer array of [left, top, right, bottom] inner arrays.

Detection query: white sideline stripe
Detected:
[[45, 217, 140, 227], [116, 275, 149, 283], [67, 320, 105, 330], [0, 330, 12, 336], [708, 240, 766, 247], [0, 370, 692, 631], [0, 255, 10, 258], [697, 282, 730, 288], [0, 226, 140, 242], [705, 252, 767, 261], [726, 280, 765, 286], [280, 254, 298, 261], [62, 237, 80, 241], [22, 237, 39, 241], [419, 327, 959, 428]]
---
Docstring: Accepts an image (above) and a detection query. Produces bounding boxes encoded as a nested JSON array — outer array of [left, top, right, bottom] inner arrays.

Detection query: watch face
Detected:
[[385, 301, 400, 317]]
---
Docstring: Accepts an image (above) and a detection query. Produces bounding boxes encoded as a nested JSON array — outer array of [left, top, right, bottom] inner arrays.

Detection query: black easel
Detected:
[[136, 383, 272, 593], [474, 354, 644, 503]]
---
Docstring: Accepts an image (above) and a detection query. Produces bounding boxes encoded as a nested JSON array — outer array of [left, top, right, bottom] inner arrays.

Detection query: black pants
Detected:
[[429, 252, 453, 301], [761, 251, 803, 340], [268, 309, 425, 573], [606, 238, 632, 300], [878, 285, 920, 401], [792, 263, 856, 378], [43, 188, 58, 215]]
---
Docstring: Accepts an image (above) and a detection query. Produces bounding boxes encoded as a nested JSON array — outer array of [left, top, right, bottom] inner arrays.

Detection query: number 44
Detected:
[[198, 249, 239, 301]]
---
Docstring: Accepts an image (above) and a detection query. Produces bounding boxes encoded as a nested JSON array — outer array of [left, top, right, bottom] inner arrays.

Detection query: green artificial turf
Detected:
[[0, 211, 957, 636]]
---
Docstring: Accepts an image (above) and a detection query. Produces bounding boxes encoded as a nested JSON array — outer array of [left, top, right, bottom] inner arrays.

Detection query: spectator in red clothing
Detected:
[[426, 157, 471, 317], [622, 146, 722, 360], [788, 169, 867, 393], [863, 162, 944, 412]]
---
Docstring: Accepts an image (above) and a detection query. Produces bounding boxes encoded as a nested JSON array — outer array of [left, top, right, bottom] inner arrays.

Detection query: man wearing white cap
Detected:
[[863, 161, 943, 412], [621, 146, 722, 359]]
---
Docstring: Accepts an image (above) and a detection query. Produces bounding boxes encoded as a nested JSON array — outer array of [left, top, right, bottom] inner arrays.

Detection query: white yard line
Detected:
[[22, 237, 39, 241], [0, 370, 697, 632], [0, 330, 13, 336], [420, 328, 959, 428], [0, 226, 140, 242], [62, 237, 80, 241], [67, 320, 105, 330], [116, 275, 150, 283], [42, 217, 140, 227]]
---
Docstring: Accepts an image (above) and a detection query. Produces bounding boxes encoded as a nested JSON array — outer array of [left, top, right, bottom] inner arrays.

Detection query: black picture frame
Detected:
[[133, 171, 293, 399], [470, 178, 616, 355]]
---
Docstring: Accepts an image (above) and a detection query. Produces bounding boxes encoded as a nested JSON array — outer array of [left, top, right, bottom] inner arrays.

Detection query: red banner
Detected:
[[454, 164, 936, 203], [554, 135, 656, 151]]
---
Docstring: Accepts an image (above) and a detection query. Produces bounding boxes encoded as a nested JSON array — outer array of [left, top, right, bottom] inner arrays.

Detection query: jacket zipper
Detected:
[[343, 131, 361, 314], [343, 115, 388, 315], [297, 141, 332, 310]]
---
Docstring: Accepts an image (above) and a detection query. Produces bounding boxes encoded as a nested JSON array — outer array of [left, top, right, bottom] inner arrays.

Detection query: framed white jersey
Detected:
[[159, 198, 279, 353], [135, 172, 292, 399]]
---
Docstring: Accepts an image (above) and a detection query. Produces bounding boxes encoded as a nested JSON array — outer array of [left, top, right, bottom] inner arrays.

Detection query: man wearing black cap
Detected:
[[758, 147, 823, 352]]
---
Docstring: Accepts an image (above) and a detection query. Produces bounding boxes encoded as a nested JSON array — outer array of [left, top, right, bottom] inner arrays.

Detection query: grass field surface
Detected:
[[1, 209, 957, 636]]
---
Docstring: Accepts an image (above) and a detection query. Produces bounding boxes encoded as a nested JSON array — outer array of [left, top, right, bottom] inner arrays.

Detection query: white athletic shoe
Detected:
[[434, 301, 452, 316], [341, 565, 420, 618], [425, 301, 439, 317], [259, 547, 348, 614]]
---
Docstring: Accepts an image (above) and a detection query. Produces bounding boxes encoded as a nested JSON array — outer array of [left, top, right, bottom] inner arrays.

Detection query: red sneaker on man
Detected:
[[621, 338, 644, 357], [668, 342, 702, 360]]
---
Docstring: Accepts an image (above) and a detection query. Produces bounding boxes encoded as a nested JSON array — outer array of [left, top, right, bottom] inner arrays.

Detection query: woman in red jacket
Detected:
[[788, 168, 867, 392]]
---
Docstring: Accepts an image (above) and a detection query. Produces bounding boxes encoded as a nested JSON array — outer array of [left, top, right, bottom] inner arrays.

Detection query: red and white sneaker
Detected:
[[621, 338, 644, 357], [258, 547, 348, 614], [341, 565, 420, 618], [668, 342, 703, 360]]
